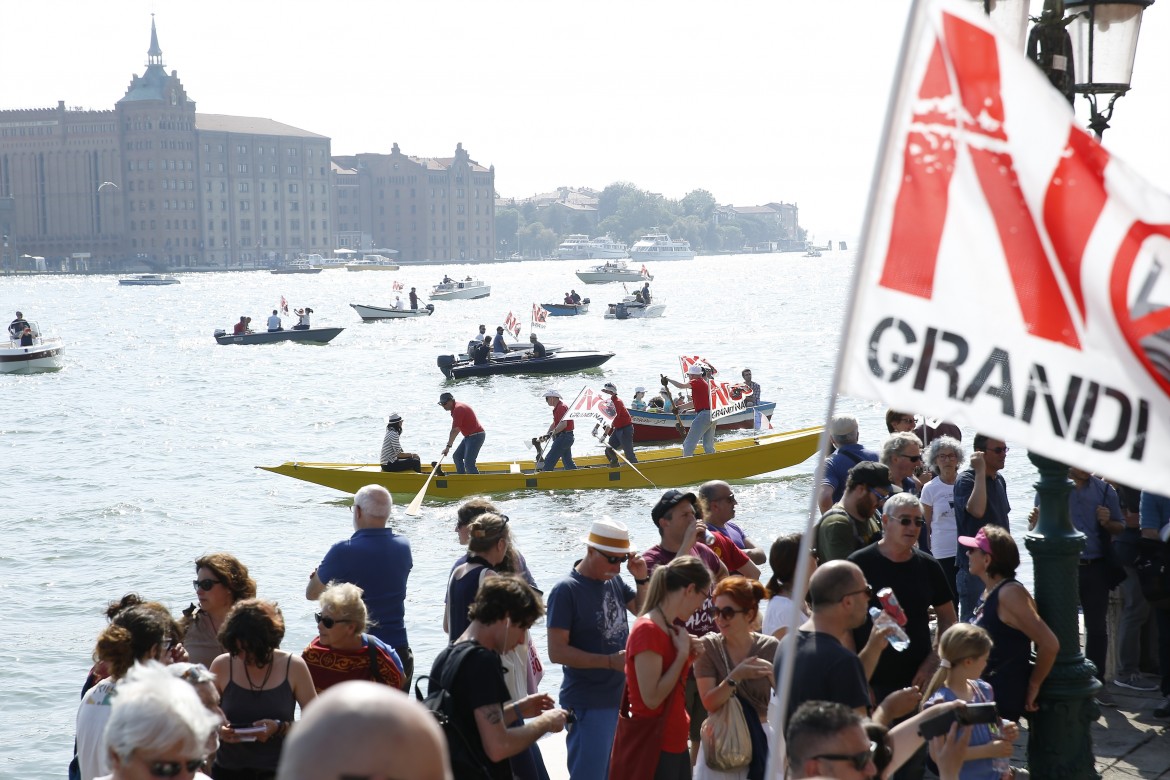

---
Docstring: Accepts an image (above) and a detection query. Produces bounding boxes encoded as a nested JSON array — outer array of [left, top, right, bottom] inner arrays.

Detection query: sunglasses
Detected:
[[314, 613, 355, 629], [900, 453, 923, 463], [894, 515, 926, 527], [193, 579, 223, 592], [896, 416, 916, 425], [841, 585, 874, 602], [706, 605, 748, 621], [987, 446, 1009, 454], [812, 742, 878, 772], [602, 553, 631, 564], [869, 488, 890, 503], [147, 759, 205, 778], [714, 494, 737, 504]]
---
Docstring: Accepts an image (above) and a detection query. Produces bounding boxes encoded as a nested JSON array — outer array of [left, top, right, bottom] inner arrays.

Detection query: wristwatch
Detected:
[[726, 678, 738, 689], [634, 576, 650, 585]]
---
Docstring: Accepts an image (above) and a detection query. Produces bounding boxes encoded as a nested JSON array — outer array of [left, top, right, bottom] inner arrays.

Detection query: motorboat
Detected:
[[556, 234, 592, 259], [271, 258, 323, 274], [430, 279, 490, 301], [541, 299, 590, 316], [258, 426, 821, 500], [586, 235, 629, 259], [574, 260, 652, 284], [1, 322, 64, 374], [345, 254, 400, 271], [307, 253, 348, 270], [213, 327, 344, 345], [119, 274, 180, 286], [804, 247, 823, 258], [604, 296, 665, 319], [437, 349, 613, 379], [631, 401, 777, 442], [629, 230, 695, 260], [350, 303, 435, 321]]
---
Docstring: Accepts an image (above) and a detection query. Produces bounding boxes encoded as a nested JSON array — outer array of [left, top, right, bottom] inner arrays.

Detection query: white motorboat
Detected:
[[271, 258, 323, 274], [574, 260, 652, 284], [629, 230, 695, 260], [430, 279, 491, 301], [350, 303, 435, 321], [586, 235, 629, 259], [345, 254, 400, 271], [604, 296, 666, 319], [119, 274, 180, 285], [1, 322, 64, 373], [307, 253, 348, 270], [556, 234, 592, 259]]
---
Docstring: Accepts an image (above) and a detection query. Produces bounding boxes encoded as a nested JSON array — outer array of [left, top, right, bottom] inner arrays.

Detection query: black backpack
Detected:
[[415, 642, 494, 779]]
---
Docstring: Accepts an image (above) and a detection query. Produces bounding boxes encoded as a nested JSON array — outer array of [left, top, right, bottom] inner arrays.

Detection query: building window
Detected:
[[288, 184, 298, 194], [288, 166, 298, 175], [237, 164, 248, 173]]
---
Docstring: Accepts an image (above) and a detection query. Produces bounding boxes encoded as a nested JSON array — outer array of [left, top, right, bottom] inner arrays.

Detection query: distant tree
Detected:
[[495, 208, 520, 251], [571, 213, 594, 235], [680, 189, 716, 221], [717, 225, 745, 252], [598, 182, 639, 221]]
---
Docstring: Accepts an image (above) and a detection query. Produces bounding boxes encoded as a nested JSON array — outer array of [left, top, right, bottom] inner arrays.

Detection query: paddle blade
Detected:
[[405, 457, 444, 516]]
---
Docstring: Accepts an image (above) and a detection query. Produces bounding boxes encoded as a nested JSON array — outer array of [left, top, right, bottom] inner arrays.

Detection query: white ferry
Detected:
[[586, 235, 629, 259], [556, 235, 592, 259], [629, 230, 695, 260], [345, 254, 400, 271]]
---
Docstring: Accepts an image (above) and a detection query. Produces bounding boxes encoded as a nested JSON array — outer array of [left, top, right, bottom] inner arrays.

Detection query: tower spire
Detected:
[[147, 14, 163, 67]]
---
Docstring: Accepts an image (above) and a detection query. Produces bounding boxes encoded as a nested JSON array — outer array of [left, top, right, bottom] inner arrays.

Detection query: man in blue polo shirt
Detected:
[[306, 483, 413, 689], [817, 413, 880, 513]]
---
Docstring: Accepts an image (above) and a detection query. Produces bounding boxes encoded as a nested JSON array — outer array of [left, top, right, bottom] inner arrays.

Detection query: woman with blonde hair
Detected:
[[445, 512, 512, 642], [182, 553, 257, 667], [301, 582, 404, 692]]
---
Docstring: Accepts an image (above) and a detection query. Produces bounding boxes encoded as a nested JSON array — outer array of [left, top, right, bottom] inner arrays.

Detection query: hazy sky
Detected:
[[3, 1, 1168, 241]]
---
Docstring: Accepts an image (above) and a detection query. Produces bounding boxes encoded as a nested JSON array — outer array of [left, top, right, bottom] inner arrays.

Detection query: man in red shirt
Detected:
[[540, 389, 576, 471], [439, 392, 486, 474], [601, 382, 637, 468], [663, 364, 716, 456]]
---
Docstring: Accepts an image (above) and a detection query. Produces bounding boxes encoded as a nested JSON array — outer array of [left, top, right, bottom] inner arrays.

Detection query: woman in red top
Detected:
[[619, 556, 712, 779]]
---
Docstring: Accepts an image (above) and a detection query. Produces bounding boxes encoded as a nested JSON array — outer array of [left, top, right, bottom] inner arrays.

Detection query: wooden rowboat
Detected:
[[258, 426, 821, 500], [631, 402, 777, 442]]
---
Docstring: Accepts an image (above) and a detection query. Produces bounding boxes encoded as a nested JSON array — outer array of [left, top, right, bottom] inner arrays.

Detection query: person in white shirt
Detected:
[[267, 310, 283, 332]]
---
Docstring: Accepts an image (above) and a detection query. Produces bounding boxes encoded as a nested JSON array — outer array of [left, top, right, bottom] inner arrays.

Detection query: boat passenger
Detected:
[[409, 287, 419, 310], [468, 324, 487, 354], [540, 389, 576, 471], [9, 310, 30, 340], [492, 327, 508, 355], [464, 275, 473, 281], [20, 326, 34, 346], [741, 368, 762, 407], [394, 296, 405, 311], [267, 309, 283, 332], [631, 386, 649, 411], [442, 275, 454, 284], [471, 337, 492, 365], [633, 289, 645, 304], [641, 282, 651, 304], [439, 392, 487, 474], [293, 308, 312, 331], [528, 333, 547, 359], [380, 412, 422, 473], [601, 382, 637, 467], [570, 290, 582, 305], [233, 316, 249, 335], [564, 292, 574, 305]]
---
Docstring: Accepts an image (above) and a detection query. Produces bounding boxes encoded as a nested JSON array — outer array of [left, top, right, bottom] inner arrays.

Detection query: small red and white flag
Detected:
[[565, 385, 618, 427], [532, 304, 548, 327], [503, 312, 521, 338], [679, 355, 718, 377], [279, 296, 289, 315], [392, 280, 404, 292], [839, 0, 1169, 492]]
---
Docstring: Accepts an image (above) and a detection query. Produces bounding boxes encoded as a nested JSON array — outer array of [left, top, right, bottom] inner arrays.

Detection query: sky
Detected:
[[3, 0, 1169, 243]]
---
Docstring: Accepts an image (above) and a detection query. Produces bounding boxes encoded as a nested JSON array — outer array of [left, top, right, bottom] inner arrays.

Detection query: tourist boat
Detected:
[[119, 274, 180, 286], [345, 254, 400, 271], [430, 280, 490, 300], [586, 235, 629, 259], [574, 260, 652, 284], [556, 234, 592, 259], [350, 303, 435, 321], [258, 426, 821, 500], [541, 300, 590, 316], [604, 297, 665, 319], [629, 230, 695, 260], [212, 327, 344, 345], [270, 258, 323, 274], [307, 253, 348, 270], [631, 401, 777, 442], [437, 349, 613, 379], [1, 323, 64, 374]]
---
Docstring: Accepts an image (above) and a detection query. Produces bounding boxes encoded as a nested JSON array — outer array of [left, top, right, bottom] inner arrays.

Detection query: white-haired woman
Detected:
[[99, 661, 221, 780], [920, 435, 965, 601], [301, 582, 404, 692]]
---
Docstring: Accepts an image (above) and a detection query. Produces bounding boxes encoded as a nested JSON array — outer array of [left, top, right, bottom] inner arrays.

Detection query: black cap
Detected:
[[438, 392, 455, 405], [847, 460, 893, 490], [651, 489, 698, 523]]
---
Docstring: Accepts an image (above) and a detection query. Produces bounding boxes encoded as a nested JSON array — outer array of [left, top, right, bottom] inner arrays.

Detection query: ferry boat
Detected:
[[575, 260, 652, 284], [586, 235, 629, 259], [629, 230, 695, 261], [345, 254, 399, 271], [556, 235, 592, 259], [119, 274, 180, 286], [307, 253, 348, 270], [271, 258, 323, 274]]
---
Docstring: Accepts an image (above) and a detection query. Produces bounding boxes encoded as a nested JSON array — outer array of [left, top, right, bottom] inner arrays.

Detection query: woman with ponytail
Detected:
[[761, 533, 816, 641]]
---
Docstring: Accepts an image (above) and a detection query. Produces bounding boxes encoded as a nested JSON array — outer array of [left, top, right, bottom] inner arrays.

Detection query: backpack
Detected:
[[1135, 537, 1170, 609], [812, 507, 881, 564], [415, 642, 494, 779]]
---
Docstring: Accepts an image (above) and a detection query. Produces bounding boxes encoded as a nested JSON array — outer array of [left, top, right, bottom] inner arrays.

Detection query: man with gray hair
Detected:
[[277, 680, 452, 780], [307, 484, 414, 688], [818, 414, 879, 513]]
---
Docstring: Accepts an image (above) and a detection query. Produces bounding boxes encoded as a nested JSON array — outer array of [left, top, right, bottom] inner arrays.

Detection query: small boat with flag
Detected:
[[1, 322, 64, 374], [430, 279, 491, 301], [541, 299, 590, 316], [350, 303, 435, 321], [604, 297, 665, 319], [631, 401, 777, 442], [437, 349, 613, 379], [213, 327, 344, 345], [575, 260, 652, 284], [258, 425, 821, 500]]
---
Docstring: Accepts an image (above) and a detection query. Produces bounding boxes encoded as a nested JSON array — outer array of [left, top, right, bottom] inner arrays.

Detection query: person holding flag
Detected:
[[663, 364, 716, 456], [540, 389, 576, 471], [601, 382, 637, 468]]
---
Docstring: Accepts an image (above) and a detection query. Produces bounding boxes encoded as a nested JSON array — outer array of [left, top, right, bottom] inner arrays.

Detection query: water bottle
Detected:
[[989, 721, 1011, 778], [870, 607, 910, 651]]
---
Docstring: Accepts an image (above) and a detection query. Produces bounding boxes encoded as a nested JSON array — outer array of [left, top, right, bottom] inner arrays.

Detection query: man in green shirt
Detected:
[[816, 461, 892, 563]]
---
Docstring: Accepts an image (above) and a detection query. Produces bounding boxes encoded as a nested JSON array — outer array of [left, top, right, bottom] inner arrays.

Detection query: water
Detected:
[[1, 252, 1039, 776]]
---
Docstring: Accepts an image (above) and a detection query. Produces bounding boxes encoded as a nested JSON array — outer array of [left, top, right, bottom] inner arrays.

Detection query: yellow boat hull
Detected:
[[258, 426, 822, 500]]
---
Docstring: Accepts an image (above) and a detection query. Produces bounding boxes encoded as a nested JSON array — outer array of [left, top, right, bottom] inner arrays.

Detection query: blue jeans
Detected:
[[541, 431, 576, 470], [682, 409, 716, 456], [453, 431, 485, 474], [607, 424, 637, 463], [956, 566, 982, 622], [566, 706, 619, 780]]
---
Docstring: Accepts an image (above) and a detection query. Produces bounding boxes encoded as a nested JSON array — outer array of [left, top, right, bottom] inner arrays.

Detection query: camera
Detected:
[[917, 702, 999, 739]]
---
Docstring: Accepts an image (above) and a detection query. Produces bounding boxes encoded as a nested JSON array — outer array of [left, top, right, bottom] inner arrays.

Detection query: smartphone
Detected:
[[918, 702, 999, 739], [230, 724, 267, 742]]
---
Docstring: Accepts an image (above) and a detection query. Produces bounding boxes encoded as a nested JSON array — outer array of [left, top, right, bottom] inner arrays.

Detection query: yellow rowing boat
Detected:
[[258, 426, 822, 500]]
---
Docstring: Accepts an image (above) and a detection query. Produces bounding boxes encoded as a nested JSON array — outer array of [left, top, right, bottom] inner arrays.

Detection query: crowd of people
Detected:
[[69, 412, 1170, 780]]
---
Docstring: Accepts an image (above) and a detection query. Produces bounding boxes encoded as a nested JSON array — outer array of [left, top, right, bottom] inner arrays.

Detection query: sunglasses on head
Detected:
[[193, 578, 222, 592], [315, 613, 354, 629], [893, 515, 926, 527], [812, 742, 878, 772], [705, 605, 748, 620], [148, 758, 205, 778]]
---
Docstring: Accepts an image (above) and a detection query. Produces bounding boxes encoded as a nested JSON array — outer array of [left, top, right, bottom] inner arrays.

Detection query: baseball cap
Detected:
[[602, 382, 618, 394], [584, 518, 636, 555], [634, 386, 647, 393], [651, 489, 698, 523], [958, 527, 992, 554], [847, 461, 893, 490], [438, 392, 455, 405], [687, 364, 704, 376], [543, 389, 562, 399], [830, 414, 859, 437]]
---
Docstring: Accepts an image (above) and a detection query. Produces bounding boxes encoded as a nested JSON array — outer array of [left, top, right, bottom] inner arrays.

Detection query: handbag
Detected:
[[1135, 537, 1170, 608], [608, 677, 682, 780], [701, 637, 753, 770]]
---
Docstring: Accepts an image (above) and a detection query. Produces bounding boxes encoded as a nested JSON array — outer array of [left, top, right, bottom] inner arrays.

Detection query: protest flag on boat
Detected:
[[280, 295, 289, 315], [392, 280, 404, 292], [839, 0, 1168, 493], [565, 386, 618, 427], [532, 304, 549, 327], [503, 312, 521, 338]]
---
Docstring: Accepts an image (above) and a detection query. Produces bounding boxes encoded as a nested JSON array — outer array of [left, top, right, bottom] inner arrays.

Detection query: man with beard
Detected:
[[817, 462, 893, 564], [546, 519, 648, 780]]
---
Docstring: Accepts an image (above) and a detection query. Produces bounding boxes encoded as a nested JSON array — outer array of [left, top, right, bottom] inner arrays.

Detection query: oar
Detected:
[[405, 453, 447, 517], [660, 377, 686, 437], [592, 424, 657, 488], [522, 436, 547, 470]]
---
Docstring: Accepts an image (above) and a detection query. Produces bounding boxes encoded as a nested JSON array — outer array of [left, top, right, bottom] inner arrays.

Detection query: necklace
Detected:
[[242, 657, 274, 693]]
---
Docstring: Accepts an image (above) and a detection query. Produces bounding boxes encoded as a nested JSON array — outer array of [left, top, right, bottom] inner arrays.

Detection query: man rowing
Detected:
[[439, 392, 486, 474], [663, 364, 717, 455], [601, 382, 637, 468], [540, 389, 576, 471]]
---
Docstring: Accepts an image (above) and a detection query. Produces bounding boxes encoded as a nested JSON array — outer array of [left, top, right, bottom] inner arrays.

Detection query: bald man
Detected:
[[277, 680, 452, 780]]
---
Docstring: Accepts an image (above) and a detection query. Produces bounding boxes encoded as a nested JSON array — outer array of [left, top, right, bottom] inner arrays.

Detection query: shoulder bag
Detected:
[[700, 637, 753, 770], [608, 675, 683, 780], [1098, 483, 1128, 590]]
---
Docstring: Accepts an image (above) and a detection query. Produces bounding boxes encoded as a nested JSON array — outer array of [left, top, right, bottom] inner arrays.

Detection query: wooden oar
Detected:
[[522, 436, 547, 470], [660, 376, 687, 437], [592, 424, 657, 488], [405, 454, 446, 516]]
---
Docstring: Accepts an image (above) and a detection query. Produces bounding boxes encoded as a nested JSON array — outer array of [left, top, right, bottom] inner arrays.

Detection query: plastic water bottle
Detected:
[[870, 607, 910, 651], [989, 721, 1011, 778]]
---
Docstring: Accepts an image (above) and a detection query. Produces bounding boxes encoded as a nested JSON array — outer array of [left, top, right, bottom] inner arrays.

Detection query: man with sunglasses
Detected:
[[817, 461, 893, 564], [699, 479, 767, 565], [546, 519, 649, 780], [788, 701, 878, 780], [880, 432, 927, 553], [953, 434, 1012, 621]]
